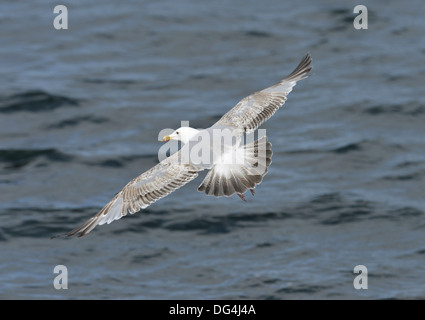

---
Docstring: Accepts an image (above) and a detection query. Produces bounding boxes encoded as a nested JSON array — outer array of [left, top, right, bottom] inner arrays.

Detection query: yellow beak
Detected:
[[162, 135, 171, 142]]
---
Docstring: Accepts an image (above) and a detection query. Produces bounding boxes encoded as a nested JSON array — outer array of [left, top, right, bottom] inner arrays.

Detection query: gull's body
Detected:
[[57, 54, 312, 237]]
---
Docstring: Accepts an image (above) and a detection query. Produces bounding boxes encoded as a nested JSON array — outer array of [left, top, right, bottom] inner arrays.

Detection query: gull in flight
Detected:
[[56, 54, 312, 238]]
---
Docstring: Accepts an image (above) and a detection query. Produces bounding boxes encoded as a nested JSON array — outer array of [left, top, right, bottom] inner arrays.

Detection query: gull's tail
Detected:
[[198, 136, 272, 197]]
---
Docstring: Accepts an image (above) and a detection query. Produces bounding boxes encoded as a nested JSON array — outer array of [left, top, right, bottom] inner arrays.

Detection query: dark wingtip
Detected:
[[50, 220, 93, 239], [285, 53, 313, 81], [50, 232, 70, 239]]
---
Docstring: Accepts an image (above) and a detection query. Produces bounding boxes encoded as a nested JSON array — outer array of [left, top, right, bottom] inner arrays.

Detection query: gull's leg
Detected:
[[250, 188, 255, 196], [237, 193, 246, 202]]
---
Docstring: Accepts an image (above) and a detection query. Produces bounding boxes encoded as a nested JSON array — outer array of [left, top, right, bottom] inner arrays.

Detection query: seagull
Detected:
[[56, 54, 312, 238]]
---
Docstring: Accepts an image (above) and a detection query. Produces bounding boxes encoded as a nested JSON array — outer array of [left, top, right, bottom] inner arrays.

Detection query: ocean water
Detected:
[[0, 0, 424, 299]]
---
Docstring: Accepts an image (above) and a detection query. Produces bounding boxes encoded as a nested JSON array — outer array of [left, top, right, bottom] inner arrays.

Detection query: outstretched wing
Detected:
[[216, 53, 312, 133], [59, 152, 200, 238]]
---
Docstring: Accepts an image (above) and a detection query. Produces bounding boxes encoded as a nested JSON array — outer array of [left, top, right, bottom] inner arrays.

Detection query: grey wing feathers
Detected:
[[61, 152, 199, 238], [216, 53, 312, 133]]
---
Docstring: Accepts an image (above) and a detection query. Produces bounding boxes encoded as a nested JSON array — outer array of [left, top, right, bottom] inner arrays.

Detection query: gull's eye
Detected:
[[176, 131, 179, 134]]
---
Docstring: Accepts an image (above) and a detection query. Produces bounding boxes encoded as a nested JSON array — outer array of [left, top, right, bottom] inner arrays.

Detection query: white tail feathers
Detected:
[[198, 136, 272, 197]]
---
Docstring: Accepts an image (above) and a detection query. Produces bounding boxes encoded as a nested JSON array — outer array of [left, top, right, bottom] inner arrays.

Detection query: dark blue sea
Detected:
[[1, 0, 424, 299]]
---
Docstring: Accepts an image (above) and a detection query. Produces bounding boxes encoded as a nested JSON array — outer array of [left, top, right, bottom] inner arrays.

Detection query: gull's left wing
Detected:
[[53, 151, 199, 238]]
